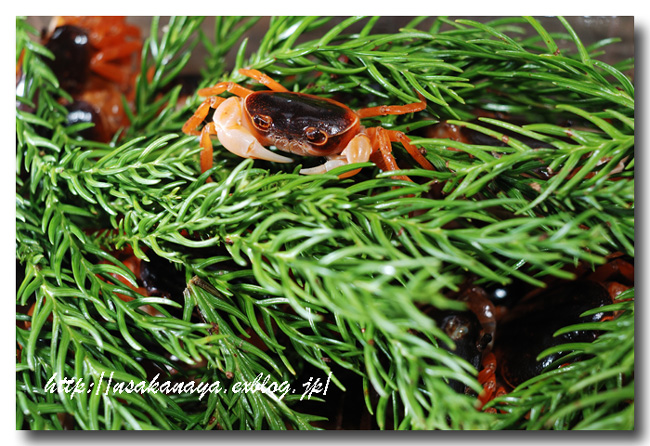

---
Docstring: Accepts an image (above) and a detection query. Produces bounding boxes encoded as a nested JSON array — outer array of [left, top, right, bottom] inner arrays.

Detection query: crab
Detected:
[[472, 254, 634, 411], [44, 16, 142, 90], [182, 69, 434, 181], [34, 17, 142, 141]]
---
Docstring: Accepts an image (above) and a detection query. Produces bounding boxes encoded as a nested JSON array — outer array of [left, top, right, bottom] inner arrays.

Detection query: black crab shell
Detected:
[[494, 280, 612, 388]]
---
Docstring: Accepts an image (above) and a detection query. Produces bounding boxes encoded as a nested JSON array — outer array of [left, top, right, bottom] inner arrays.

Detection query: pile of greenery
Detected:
[[16, 16, 634, 430]]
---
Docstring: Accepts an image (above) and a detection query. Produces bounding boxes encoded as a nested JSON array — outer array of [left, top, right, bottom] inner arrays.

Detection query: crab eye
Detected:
[[304, 126, 328, 145], [252, 114, 273, 131]]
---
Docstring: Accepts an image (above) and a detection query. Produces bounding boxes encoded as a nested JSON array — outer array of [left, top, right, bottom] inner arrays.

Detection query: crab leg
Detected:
[[182, 96, 225, 136], [366, 127, 411, 182], [88, 32, 142, 84], [354, 93, 432, 176], [238, 68, 289, 92], [477, 352, 500, 412], [199, 121, 217, 177], [197, 82, 254, 99], [356, 92, 427, 119], [385, 130, 434, 171]]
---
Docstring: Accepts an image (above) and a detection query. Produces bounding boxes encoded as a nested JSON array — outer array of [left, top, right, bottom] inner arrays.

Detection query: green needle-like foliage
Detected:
[[16, 16, 634, 430]]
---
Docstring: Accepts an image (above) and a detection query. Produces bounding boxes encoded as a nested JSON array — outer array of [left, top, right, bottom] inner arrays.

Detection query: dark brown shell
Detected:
[[244, 91, 359, 156], [427, 307, 488, 394], [44, 25, 91, 94], [494, 280, 612, 388], [139, 251, 186, 302]]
